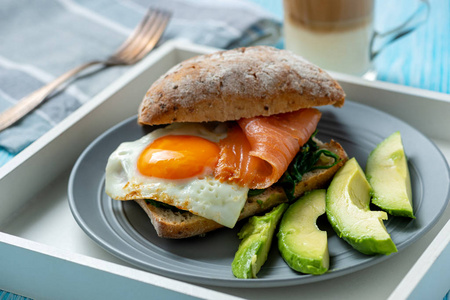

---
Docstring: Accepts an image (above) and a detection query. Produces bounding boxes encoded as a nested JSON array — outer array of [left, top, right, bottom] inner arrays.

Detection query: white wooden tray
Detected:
[[0, 40, 449, 300]]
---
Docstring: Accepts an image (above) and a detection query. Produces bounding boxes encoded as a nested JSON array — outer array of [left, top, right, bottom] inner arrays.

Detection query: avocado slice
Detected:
[[278, 189, 329, 275], [366, 131, 414, 218], [232, 203, 288, 279], [326, 158, 397, 255]]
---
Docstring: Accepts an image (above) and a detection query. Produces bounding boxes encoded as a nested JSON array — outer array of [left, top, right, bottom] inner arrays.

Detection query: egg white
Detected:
[[105, 123, 249, 228]]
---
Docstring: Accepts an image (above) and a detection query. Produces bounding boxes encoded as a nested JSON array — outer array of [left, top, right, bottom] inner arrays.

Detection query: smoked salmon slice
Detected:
[[215, 108, 322, 189]]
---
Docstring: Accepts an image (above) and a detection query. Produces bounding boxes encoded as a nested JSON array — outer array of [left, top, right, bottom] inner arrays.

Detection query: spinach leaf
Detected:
[[248, 189, 266, 197], [277, 131, 341, 202], [145, 199, 183, 213]]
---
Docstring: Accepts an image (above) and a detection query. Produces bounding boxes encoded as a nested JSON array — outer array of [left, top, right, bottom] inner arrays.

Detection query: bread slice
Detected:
[[135, 139, 348, 239], [138, 46, 345, 126]]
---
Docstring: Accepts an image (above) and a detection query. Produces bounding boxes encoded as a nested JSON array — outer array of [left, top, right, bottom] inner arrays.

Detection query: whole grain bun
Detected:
[[138, 46, 345, 125]]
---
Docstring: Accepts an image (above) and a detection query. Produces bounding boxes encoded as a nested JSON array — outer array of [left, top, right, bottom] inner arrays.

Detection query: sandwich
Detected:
[[105, 46, 348, 239]]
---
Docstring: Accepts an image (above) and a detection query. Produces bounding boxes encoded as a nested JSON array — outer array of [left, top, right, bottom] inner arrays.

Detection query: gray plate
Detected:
[[68, 101, 450, 288]]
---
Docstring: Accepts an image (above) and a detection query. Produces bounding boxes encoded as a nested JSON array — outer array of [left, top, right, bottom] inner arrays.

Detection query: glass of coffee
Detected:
[[283, 0, 430, 78]]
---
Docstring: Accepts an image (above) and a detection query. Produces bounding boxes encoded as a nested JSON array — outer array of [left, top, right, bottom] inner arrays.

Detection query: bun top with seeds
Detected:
[[138, 46, 345, 125]]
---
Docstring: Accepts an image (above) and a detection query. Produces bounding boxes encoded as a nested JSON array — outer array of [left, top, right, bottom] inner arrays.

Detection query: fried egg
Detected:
[[105, 123, 249, 228]]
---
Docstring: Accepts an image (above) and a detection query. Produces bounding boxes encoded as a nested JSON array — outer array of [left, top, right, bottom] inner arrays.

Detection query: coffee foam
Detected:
[[284, 0, 374, 32]]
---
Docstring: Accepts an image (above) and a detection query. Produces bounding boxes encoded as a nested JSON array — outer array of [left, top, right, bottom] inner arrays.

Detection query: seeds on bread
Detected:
[[138, 46, 345, 126]]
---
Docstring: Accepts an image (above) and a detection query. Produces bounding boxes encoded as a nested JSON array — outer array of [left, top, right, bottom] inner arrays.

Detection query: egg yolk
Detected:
[[137, 135, 220, 179]]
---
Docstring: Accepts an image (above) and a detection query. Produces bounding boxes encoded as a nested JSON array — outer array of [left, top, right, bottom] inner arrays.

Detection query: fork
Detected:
[[0, 8, 171, 132]]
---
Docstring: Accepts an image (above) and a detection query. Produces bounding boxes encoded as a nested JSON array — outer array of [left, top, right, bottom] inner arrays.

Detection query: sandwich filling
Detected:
[[215, 108, 321, 189], [105, 108, 332, 228]]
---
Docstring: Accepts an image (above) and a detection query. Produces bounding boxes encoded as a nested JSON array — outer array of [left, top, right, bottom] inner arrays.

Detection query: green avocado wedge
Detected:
[[232, 203, 288, 279], [326, 158, 397, 255], [278, 189, 329, 275], [366, 131, 415, 218]]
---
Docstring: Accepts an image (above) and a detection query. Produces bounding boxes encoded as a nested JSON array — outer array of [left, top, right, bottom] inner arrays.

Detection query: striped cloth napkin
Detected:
[[0, 0, 282, 159]]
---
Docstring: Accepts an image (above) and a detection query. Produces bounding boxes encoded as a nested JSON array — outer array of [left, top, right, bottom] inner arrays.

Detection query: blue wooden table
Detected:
[[250, 0, 449, 93]]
